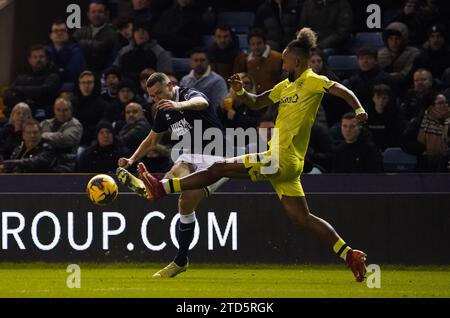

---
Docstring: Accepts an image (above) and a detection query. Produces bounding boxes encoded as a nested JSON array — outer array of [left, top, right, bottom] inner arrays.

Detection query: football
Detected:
[[86, 174, 118, 206]]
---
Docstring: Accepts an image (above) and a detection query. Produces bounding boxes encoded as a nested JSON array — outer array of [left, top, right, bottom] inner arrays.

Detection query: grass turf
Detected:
[[0, 263, 449, 298]]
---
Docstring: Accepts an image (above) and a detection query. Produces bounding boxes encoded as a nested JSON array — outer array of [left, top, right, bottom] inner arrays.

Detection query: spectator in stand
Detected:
[[207, 25, 247, 82], [3, 45, 61, 120], [73, 1, 118, 74], [332, 112, 383, 173], [0, 119, 56, 173], [45, 20, 86, 91], [117, 102, 152, 152], [366, 84, 405, 151], [0, 103, 33, 161], [298, 0, 353, 50], [128, 0, 153, 25], [114, 21, 172, 82], [73, 70, 109, 146], [246, 28, 283, 94], [103, 80, 147, 127], [400, 92, 450, 172], [400, 68, 436, 121], [40, 97, 83, 172], [253, 0, 303, 52], [378, 22, 420, 89], [344, 46, 390, 106], [309, 47, 351, 127], [113, 16, 134, 52], [389, 0, 438, 47], [180, 48, 228, 113], [78, 120, 129, 173], [221, 72, 263, 130], [100, 66, 122, 104], [413, 24, 450, 80], [152, 0, 204, 57]]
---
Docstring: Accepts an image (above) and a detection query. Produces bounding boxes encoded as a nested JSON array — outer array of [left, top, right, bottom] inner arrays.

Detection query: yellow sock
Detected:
[[333, 238, 351, 261], [162, 178, 182, 193]]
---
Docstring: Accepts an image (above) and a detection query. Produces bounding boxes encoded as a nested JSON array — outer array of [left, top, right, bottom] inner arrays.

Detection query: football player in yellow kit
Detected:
[[136, 28, 368, 282]]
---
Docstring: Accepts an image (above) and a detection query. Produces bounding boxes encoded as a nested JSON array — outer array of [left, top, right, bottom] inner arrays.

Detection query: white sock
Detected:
[[161, 179, 170, 194], [179, 211, 196, 224]]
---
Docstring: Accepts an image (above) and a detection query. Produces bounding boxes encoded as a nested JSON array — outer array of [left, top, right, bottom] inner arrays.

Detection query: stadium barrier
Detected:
[[0, 174, 449, 264]]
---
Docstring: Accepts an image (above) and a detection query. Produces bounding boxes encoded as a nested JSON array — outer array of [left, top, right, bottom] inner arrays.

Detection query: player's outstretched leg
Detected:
[[280, 195, 367, 282], [116, 167, 149, 199], [138, 161, 247, 200]]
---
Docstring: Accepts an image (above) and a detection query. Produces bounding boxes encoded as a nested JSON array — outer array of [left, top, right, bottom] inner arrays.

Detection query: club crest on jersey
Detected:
[[165, 113, 171, 120]]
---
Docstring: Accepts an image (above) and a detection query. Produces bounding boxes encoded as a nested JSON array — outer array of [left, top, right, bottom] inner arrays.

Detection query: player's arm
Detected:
[[156, 96, 208, 111], [327, 82, 368, 123], [118, 130, 163, 168], [228, 74, 273, 110]]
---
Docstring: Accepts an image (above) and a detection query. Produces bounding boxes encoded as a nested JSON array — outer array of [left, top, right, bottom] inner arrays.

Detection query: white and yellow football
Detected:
[[86, 174, 118, 206]]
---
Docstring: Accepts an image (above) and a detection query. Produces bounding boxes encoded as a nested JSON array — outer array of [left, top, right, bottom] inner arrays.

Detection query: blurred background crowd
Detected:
[[0, 0, 449, 174]]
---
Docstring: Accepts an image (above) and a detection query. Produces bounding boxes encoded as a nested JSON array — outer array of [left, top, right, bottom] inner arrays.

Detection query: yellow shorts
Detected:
[[237, 149, 305, 199]]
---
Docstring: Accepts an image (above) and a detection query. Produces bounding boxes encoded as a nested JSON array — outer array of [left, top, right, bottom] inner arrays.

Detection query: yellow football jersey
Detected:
[[268, 68, 335, 160]]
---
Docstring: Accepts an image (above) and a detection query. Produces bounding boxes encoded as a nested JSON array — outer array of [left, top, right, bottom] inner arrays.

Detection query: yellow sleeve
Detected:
[[268, 79, 289, 103], [307, 75, 336, 94]]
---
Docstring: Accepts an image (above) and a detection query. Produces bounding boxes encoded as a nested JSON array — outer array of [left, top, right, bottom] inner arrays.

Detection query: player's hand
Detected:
[[227, 74, 243, 94], [156, 99, 180, 111], [356, 112, 368, 123], [118, 157, 134, 169]]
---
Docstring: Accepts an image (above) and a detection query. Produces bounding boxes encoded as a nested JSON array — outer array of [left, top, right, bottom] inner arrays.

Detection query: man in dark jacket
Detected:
[[73, 70, 109, 146], [413, 24, 450, 80], [113, 21, 172, 82], [45, 19, 86, 90], [117, 102, 151, 152], [298, 0, 353, 50], [3, 45, 61, 120], [152, 0, 204, 57], [344, 46, 390, 106], [73, 1, 118, 73], [254, 0, 303, 51], [0, 120, 55, 173], [332, 112, 383, 173], [78, 120, 129, 173]]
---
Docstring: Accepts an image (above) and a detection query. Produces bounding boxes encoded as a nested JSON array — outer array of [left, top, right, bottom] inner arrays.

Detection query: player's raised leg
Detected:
[[137, 161, 249, 199], [280, 195, 367, 282]]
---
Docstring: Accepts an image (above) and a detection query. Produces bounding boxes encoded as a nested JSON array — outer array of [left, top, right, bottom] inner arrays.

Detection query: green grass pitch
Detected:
[[0, 263, 449, 298]]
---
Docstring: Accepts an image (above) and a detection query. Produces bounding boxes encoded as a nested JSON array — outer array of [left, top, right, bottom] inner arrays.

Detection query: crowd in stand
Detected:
[[1, 0, 450, 174]]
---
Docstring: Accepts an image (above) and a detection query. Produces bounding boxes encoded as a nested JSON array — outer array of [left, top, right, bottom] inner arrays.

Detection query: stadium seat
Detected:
[[383, 147, 417, 172], [202, 35, 215, 49], [237, 34, 249, 53], [172, 57, 191, 79], [217, 11, 255, 34], [327, 55, 358, 79], [350, 32, 384, 53]]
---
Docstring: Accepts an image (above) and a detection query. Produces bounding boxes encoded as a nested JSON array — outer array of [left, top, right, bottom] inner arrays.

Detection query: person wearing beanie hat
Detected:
[[412, 23, 450, 79], [101, 66, 122, 104], [78, 120, 129, 173], [378, 22, 420, 88]]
